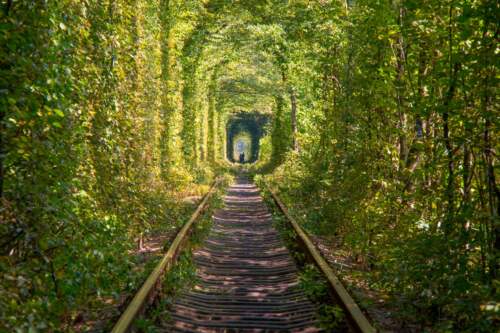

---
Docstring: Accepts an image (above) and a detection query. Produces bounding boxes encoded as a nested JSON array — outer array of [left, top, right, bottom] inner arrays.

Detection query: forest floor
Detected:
[[73, 231, 179, 332], [72, 193, 204, 332], [310, 235, 420, 333]]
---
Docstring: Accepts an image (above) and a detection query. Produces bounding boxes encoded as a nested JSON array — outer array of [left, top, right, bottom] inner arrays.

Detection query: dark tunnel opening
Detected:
[[226, 112, 269, 163]]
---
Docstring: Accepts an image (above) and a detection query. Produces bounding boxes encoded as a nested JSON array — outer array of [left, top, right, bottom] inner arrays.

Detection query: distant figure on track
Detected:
[[239, 153, 245, 163]]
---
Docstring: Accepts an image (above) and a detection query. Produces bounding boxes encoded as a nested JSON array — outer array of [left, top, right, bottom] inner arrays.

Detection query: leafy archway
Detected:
[[226, 112, 269, 163]]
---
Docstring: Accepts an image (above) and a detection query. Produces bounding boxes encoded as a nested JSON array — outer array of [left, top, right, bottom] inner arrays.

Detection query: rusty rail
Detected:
[[111, 179, 221, 333], [266, 185, 377, 333]]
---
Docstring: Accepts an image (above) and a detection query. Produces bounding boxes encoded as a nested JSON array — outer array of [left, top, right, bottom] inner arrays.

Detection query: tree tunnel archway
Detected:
[[226, 112, 269, 163]]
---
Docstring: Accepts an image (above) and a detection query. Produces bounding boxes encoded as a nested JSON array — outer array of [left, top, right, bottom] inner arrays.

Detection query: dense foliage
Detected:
[[263, 0, 499, 330], [1, 0, 498, 331], [0, 1, 214, 330]]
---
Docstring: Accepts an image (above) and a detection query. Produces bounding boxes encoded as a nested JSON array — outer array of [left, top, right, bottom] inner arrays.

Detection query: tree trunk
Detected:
[[281, 69, 299, 152], [4, 0, 12, 16], [290, 87, 298, 151], [484, 117, 500, 280], [0, 108, 4, 198], [394, 1, 407, 167], [442, 4, 459, 234], [442, 68, 458, 234]]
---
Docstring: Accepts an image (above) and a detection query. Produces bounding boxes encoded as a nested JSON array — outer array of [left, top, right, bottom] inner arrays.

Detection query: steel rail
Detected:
[[266, 185, 377, 333], [111, 179, 221, 333]]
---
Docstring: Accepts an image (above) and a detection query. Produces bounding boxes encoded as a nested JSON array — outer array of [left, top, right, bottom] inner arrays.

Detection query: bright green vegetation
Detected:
[[0, 0, 498, 332], [299, 265, 346, 331]]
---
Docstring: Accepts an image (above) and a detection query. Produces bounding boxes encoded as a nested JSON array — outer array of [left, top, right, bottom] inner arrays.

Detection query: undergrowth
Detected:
[[261, 186, 348, 332], [132, 183, 226, 332]]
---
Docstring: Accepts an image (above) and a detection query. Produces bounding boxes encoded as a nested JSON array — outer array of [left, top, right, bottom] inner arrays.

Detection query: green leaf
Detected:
[[54, 109, 64, 117]]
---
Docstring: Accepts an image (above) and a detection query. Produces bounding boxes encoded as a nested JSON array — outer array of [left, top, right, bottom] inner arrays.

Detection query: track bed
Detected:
[[167, 178, 321, 332]]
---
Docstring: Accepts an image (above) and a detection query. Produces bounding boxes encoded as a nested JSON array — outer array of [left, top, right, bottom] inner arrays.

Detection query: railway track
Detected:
[[112, 176, 376, 333], [167, 177, 320, 332]]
